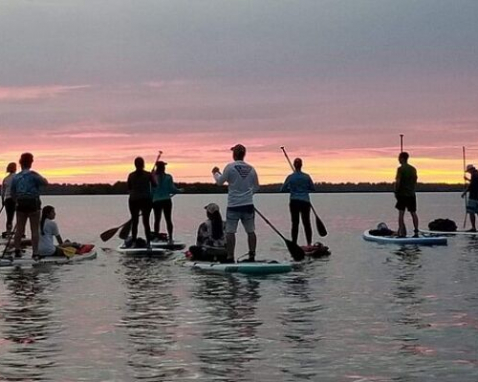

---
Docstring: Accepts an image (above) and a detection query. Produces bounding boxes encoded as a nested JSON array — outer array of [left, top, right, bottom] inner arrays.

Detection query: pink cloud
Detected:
[[0, 85, 91, 102]]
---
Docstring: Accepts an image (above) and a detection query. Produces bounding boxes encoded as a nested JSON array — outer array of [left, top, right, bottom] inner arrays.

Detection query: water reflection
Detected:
[[0, 267, 61, 381], [119, 257, 185, 381], [190, 274, 261, 381], [279, 274, 324, 381], [390, 246, 425, 328]]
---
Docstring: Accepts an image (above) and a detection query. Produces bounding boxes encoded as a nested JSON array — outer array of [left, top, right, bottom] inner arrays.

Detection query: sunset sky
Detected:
[[1, 0, 477, 184]]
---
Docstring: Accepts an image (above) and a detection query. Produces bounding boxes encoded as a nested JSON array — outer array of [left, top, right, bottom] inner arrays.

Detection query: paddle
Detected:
[[100, 219, 133, 242], [1, 224, 16, 259], [280, 146, 327, 237], [100, 150, 162, 242], [254, 207, 305, 261], [462, 146, 468, 229]]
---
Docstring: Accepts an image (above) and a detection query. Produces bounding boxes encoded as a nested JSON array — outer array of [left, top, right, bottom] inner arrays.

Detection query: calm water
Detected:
[[0, 193, 477, 382]]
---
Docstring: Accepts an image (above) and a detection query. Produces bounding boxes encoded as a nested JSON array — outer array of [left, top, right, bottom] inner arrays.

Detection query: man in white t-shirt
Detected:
[[212, 144, 260, 262]]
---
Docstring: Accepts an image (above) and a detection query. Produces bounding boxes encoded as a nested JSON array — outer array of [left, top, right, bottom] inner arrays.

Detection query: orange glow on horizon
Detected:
[[0, 154, 468, 185]]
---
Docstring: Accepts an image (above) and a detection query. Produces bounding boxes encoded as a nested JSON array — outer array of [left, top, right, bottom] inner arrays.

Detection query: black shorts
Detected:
[[16, 198, 41, 213], [395, 195, 417, 212]]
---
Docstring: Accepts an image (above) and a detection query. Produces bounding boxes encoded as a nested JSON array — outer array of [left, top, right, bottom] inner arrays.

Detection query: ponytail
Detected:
[[41, 205, 55, 235], [210, 211, 224, 240]]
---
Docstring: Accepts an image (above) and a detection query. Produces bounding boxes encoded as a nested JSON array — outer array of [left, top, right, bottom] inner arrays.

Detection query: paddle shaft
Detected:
[[1, 224, 16, 258], [400, 134, 404, 152], [254, 207, 287, 241], [463, 146, 468, 228], [280, 146, 295, 172]]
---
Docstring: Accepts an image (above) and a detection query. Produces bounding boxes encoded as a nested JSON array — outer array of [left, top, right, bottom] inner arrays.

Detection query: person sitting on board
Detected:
[[152, 160, 183, 244], [11, 153, 48, 258], [280, 157, 315, 246], [188, 202, 227, 262], [2, 162, 17, 236], [38, 205, 68, 257], [462, 164, 478, 232], [394, 152, 419, 237], [212, 144, 260, 263], [127, 157, 156, 248]]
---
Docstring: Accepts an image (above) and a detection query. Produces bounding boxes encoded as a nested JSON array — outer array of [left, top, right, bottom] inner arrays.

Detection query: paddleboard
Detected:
[[363, 230, 447, 245], [0, 250, 97, 268], [419, 229, 478, 236], [116, 245, 169, 256], [301, 243, 331, 258], [150, 239, 186, 250], [0, 238, 32, 247], [185, 260, 292, 275]]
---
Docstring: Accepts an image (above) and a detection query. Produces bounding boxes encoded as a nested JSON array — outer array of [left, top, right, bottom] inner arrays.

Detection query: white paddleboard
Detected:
[[0, 250, 98, 268], [363, 230, 447, 245], [419, 229, 478, 236]]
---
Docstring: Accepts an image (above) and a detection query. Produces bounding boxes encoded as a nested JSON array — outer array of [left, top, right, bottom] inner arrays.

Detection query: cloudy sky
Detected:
[[0, 0, 477, 184]]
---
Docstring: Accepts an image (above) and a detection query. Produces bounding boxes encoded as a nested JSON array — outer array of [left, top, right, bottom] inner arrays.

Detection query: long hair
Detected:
[[41, 205, 55, 235], [155, 161, 166, 184], [208, 210, 224, 240]]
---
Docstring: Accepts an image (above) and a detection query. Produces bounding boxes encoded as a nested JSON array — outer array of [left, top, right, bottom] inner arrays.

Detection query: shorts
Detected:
[[395, 195, 417, 212], [466, 199, 478, 214], [226, 205, 255, 234], [16, 198, 41, 214]]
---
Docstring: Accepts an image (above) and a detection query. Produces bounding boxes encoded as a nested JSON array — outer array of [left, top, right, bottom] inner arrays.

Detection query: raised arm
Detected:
[[212, 165, 228, 186]]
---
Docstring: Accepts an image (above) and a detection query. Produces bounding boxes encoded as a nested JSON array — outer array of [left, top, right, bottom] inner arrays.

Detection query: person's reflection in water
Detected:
[[0, 267, 61, 381], [389, 246, 433, 356], [120, 257, 184, 381], [191, 274, 261, 381], [279, 274, 323, 380]]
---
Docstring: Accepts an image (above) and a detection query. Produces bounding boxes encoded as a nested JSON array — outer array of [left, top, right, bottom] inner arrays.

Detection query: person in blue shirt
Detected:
[[152, 161, 183, 243], [11, 153, 48, 258], [281, 158, 315, 246]]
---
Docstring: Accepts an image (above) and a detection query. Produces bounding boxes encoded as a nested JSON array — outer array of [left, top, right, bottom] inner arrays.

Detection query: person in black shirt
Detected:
[[462, 164, 478, 232], [127, 157, 156, 247]]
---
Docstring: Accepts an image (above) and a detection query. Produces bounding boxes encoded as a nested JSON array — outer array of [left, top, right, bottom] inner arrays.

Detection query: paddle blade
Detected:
[[100, 226, 120, 242], [118, 220, 132, 240], [316, 215, 328, 237], [285, 239, 305, 261], [310, 204, 327, 237]]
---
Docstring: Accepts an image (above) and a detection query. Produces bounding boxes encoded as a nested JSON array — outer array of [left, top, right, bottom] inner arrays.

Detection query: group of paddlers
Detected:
[[125, 143, 320, 263], [1, 153, 68, 259], [2, 147, 478, 262]]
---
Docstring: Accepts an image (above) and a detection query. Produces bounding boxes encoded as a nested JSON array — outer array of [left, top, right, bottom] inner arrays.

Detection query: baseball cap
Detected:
[[156, 160, 168, 167], [466, 164, 475, 172], [204, 203, 220, 214]]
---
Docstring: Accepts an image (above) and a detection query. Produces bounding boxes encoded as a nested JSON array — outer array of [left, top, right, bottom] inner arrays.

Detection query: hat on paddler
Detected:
[[466, 164, 475, 172], [205, 202, 220, 214]]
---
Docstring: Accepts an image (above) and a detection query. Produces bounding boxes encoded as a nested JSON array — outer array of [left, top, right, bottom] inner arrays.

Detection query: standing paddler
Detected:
[[11, 153, 48, 259], [395, 152, 419, 237], [127, 157, 156, 248], [212, 144, 260, 263], [462, 164, 478, 232], [280, 158, 315, 246], [2, 162, 17, 236]]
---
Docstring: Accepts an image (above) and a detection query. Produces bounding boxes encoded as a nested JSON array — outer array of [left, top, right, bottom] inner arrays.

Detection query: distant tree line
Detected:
[[42, 181, 464, 195]]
